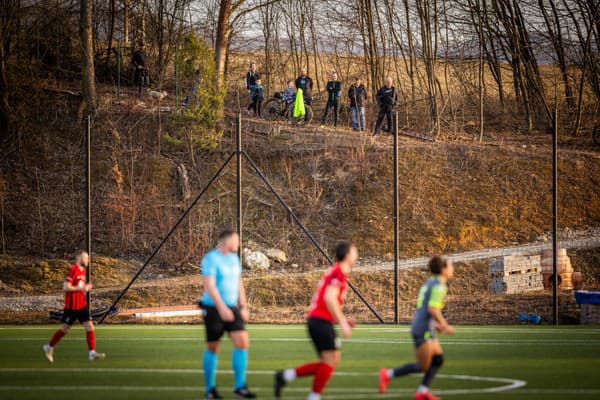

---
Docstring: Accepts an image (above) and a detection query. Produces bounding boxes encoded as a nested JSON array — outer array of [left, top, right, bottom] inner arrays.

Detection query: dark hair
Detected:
[[335, 241, 354, 262], [429, 256, 448, 274], [217, 229, 237, 242], [354, 76, 361, 81], [139, 41, 145, 47]]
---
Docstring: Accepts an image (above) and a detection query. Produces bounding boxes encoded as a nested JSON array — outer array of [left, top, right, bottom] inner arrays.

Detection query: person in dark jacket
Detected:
[[320, 71, 342, 128], [249, 78, 265, 118], [295, 68, 314, 105], [246, 63, 260, 114], [348, 77, 368, 131], [374, 77, 398, 135], [131, 41, 149, 99]]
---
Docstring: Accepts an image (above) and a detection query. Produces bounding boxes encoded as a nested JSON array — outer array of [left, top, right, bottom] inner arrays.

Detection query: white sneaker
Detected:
[[43, 344, 54, 363], [88, 351, 106, 361]]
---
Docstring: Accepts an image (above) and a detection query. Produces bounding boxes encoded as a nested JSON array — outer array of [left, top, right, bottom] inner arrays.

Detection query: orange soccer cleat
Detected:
[[379, 368, 390, 394], [414, 392, 441, 400]]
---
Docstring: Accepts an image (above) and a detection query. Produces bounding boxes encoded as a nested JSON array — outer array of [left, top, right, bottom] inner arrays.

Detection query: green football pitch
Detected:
[[0, 324, 599, 400]]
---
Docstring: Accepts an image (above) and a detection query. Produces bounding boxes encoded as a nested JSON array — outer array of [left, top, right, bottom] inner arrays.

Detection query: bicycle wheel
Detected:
[[263, 99, 285, 121], [593, 125, 600, 146], [289, 105, 313, 126]]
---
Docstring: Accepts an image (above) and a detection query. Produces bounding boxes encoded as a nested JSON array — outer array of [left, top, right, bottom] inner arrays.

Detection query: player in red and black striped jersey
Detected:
[[43, 250, 105, 362], [274, 242, 358, 400]]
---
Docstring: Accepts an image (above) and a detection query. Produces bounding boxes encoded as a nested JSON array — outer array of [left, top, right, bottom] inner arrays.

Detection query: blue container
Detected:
[[575, 291, 600, 305]]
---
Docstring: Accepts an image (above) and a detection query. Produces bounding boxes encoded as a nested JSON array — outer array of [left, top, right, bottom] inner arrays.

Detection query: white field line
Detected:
[[1, 337, 599, 346], [1, 326, 599, 334], [0, 369, 526, 398], [0, 324, 600, 335]]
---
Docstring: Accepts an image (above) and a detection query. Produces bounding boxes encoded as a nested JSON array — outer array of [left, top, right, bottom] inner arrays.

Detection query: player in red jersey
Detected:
[[43, 250, 105, 362], [274, 242, 358, 400]]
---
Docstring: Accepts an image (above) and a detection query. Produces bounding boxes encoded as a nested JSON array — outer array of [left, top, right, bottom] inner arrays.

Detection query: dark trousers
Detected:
[[321, 100, 339, 126], [374, 105, 393, 133], [251, 98, 262, 117]]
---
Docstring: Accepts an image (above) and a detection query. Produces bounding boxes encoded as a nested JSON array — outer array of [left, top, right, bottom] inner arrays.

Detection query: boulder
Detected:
[[265, 248, 287, 263], [242, 249, 270, 270]]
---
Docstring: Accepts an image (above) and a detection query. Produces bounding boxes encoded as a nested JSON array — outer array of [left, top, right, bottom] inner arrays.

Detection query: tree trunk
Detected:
[[123, 0, 129, 46], [215, 0, 233, 88], [80, 0, 97, 116]]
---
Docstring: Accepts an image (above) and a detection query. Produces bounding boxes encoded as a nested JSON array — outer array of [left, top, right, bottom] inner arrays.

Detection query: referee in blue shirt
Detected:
[[199, 230, 256, 399]]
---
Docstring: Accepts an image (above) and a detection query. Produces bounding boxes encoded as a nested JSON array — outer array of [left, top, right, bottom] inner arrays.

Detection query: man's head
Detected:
[[217, 230, 240, 253], [256, 78, 262, 85], [354, 77, 361, 86], [331, 71, 338, 80], [288, 80, 294, 88], [429, 256, 454, 279], [250, 62, 257, 72], [138, 41, 145, 50], [335, 241, 358, 267], [300, 68, 307, 77], [385, 77, 393, 88], [75, 250, 89, 267]]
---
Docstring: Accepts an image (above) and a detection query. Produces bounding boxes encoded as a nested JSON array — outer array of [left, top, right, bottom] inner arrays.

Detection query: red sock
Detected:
[[49, 329, 66, 347], [295, 362, 321, 377], [86, 330, 96, 351], [312, 362, 334, 394]]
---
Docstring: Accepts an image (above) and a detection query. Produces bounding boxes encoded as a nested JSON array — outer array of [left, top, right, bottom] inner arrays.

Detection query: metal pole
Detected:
[[99, 152, 236, 323], [85, 115, 92, 311], [237, 114, 243, 258], [393, 111, 400, 324], [117, 40, 121, 99], [175, 46, 179, 107], [552, 106, 559, 325], [242, 151, 385, 323]]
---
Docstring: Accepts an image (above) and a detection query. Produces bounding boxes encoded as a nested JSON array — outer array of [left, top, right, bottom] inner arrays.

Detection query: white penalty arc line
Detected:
[[0, 368, 526, 396]]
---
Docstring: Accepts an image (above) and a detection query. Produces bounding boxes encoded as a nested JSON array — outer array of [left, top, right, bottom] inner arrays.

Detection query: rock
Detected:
[[242, 249, 270, 270], [265, 248, 287, 263]]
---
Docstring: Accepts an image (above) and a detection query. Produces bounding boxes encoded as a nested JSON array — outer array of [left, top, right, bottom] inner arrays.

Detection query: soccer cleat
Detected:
[[43, 344, 54, 363], [88, 351, 106, 361], [274, 370, 286, 398], [379, 368, 390, 394], [415, 392, 441, 400], [233, 385, 256, 398], [204, 387, 224, 399]]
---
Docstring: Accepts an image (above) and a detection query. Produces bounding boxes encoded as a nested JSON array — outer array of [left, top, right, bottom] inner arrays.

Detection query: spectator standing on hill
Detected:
[[320, 71, 342, 129], [295, 68, 314, 105], [131, 41, 149, 99], [245, 63, 260, 115], [283, 80, 296, 105], [348, 77, 368, 131], [250, 78, 265, 118], [374, 77, 398, 135]]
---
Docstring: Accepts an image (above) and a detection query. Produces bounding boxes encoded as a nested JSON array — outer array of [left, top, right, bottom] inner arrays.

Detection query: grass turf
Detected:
[[0, 324, 599, 400]]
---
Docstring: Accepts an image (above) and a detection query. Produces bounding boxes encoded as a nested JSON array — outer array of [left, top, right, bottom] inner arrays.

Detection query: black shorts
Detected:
[[61, 308, 91, 325], [200, 303, 245, 342], [412, 329, 436, 348], [308, 317, 340, 354]]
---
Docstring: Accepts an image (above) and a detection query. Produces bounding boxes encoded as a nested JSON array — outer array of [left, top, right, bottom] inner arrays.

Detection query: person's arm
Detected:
[[204, 276, 235, 321], [63, 280, 90, 292], [428, 284, 454, 335], [238, 278, 249, 322], [324, 285, 352, 338], [246, 72, 250, 90]]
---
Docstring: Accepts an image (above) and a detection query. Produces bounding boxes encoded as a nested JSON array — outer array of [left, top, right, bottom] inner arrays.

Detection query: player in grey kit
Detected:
[[378, 256, 455, 400]]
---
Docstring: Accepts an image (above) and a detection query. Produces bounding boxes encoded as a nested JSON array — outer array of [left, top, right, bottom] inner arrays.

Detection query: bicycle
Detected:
[[263, 91, 313, 126]]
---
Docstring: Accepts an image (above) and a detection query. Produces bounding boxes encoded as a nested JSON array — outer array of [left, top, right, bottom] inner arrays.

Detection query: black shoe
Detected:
[[274, 370, 286, 398], [233, 385, 257, 398], [204, 387, 224, 399]]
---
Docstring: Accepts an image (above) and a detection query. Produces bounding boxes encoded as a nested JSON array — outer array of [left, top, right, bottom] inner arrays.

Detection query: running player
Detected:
[[199, 230, 256, 399], [274, 241, 358, 400], [378, 256, 455, 400], [43, 250, 105, 362]]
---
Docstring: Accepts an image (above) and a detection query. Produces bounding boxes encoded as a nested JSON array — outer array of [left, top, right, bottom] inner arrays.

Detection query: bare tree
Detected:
[[80, 0, 97, 116]]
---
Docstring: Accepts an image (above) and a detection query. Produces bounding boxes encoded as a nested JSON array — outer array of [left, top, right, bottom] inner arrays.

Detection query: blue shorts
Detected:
[[412, 329, 435, 348]]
